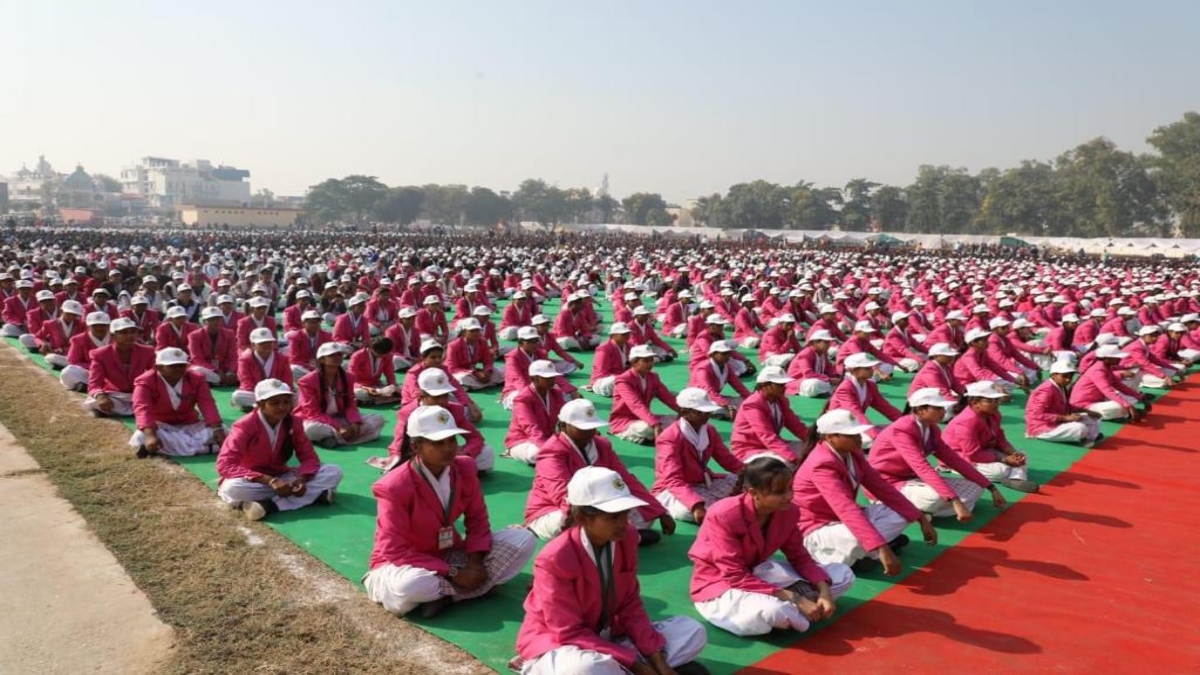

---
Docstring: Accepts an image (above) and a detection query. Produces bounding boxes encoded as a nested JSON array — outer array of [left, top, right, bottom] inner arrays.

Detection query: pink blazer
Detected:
[[793, 441, 922, 552], [590, 340, 628, 384], [332, 312, 370, 346], [786, 346, 838, 393], [505, 385, 565, 448], [235, 315, 278, 351], [499, 301, 532, 329], [285, 329, 333, 369], [688, 493, 830, 603], [156, 321, 199, 353], [1024, 379, 1076, 437], [884, 327, 927, 360], [1124, 338, 1172, 377], [1069, 363, 1139, 407], [867, 415, 990, 499], [953, 348, 1009, 385], [66, 331, 105, 366], [836, 336, 898, 370], [552, 309, 591, 342], [2, 294, 33, 326], [281, 304, 305, 333], [517, 527, 663, 668], [627, 318, 672, 352], [908, 360, 965, 399], [400, 362, 472, 407], [942, 406, 1013, 463], [237, 350, 295, 392], [132, 369, 221, 430], [414, 307, 448, 340], [733, 307, 765, 340], [384, 322, 421, 362], [217, 410, 322, 480], [295, 369, 364, 427], [758, 325, 800, 362], [649, 420, 743, 509], [368, 457, 492, 573], [610, 369, 679, 433], [729, 391, 809, 463], [119, 308, 161, 343], [391, 399, 483, 459], [87, 343, 155, 394], [828, 377, 903, 428], [524, 433, 665, 524], [661, 301, 688, 335], [187, 327, 238, 373], [348, 347, 397, 388], [39, 317, 82, 354], [686, 359, 752, 407], [444, 336, 494, 375]]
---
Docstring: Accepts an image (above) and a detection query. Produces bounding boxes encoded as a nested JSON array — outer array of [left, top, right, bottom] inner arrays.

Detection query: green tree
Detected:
[[463, 186, 512, 227], [512, 179, 570, 229], [870, 185, 907, 231], [563, 188, 594, 223], [621, 192, 671, 226], [691, 193, 724, 227], [904, 166, 943, 232], [420, 184, 470, 225], [340, 175, 388, 222], [373, 186, 425, 225], [1053, 138, 1167, 237], [595, 194, 619, 223], [973, 161, 1057, 235], [1147, 111, 1200, 236], [305, 178, 349, 223], [721, 180, 787, 229], [840, 178, 879, 231]]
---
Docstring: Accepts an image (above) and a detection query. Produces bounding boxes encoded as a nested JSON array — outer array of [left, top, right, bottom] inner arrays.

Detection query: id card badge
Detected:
[[437, 526, 454, 551]]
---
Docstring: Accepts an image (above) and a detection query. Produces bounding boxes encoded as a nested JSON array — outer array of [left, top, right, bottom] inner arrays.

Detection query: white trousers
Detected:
[[797, 378, 832, 398], [363, 527, 536, 616], [354, 384, 398, 403], [190, 365, 222, 386], [391, 355, 413, 372], [455, 367, 506, 390], [18, 333, 38, 350], [552, 360, 578, 375], [613, 415, 677, 443], [303, 414, 385, 446], [129, 422, 222, 457], [473, 444, 497, 473], [291, 364, 314, 381], [45, 353, 68, 369], [654, 475, 738, 522], [739, 337, 762, 349], [521, 616, 707, 675], [590, 375, 616, 398], [694, 560, 855, 637], [710, 397, 742, 420], [218, 464, 344, 510], [1178, 348, 1200, 363], [897, 357, 922, 372], [763, 353, 795, 369], [967, 450, 1029, 483], [1035, 418, 1101, 443], [60, 364, 89, 391], [669, 325, 686, 339], [900, 477, 985, 518], [1142, 368, 1177, 389], [730, 359, 748, 376], [804, 503, 911, 566], [558, 336, 601, 351], [1, 323, 24, 337], [505, 441, 541, 465], [231, 389, 257, 409], [81, 391, 133, 417], [1088, 396, 1139, 420]]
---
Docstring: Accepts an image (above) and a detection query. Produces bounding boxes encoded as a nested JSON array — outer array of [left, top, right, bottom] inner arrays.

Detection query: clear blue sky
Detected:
[[2, 0, 1198, 202]]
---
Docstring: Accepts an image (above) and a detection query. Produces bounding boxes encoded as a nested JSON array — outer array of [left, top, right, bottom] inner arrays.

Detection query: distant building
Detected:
[[59, 207, 103, 224], [179, 205, 301, 228], [0, 182, 8, 213], [7, 155, 61, 209], [121, 157, 251, 209]]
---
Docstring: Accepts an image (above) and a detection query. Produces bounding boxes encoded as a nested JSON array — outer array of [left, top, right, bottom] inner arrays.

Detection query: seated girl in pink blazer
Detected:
[[514, 467, 708, 675], [827, 352, 903, 449], [688, 457, 855, 637]]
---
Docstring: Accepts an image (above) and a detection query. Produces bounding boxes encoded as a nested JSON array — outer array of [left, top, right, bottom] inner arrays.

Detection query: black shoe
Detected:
[[888, 534, 911, 553], [675, 663, 713, 675], [317, 488, 337, 506], [637, 529, 662, 547], [851, 557, 879, 574], [419, 596, 453, 619], [135, 445, 150, 459]]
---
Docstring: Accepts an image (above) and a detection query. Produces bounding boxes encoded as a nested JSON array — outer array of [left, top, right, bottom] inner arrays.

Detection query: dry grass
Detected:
[[0, 344, 492, 675]]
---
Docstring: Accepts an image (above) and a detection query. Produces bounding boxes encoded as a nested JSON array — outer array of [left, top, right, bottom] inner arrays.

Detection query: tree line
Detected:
[[305, 112, 1200, 237]]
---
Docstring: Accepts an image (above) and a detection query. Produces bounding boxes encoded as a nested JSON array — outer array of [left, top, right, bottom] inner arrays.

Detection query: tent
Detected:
[[999, 235, 1030, 248], [867, 233, 908, 248]]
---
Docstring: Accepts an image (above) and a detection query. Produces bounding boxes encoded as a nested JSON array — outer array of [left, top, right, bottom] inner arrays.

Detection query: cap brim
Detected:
[[761, 376, 795, 385], [566, 420, 608, 430], [157, 359, 189, 366], [684, 403, 724, 413], [256, 390, 294, 401], [530, 371, 563, 379], [822, 423, 874, 436], [415, 427, 468, 441], [589, 495, 650, 513]]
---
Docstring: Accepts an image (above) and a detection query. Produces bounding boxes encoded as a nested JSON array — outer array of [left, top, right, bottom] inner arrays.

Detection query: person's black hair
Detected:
[[371, 336, 393, 353], [732, 456, 791, 495]]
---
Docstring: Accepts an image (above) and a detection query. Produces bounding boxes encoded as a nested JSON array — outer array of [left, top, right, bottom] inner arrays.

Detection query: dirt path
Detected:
[[0, 422, 176, 675]]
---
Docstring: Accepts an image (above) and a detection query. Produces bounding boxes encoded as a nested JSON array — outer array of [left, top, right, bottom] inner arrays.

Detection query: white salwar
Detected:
[[303, 414, 386, 446], [218, 465, 344, 510], [804, 503, 912, 566], [899, 477, 985, 518], [1087, 395, 1140, 420], [454, 367, 506, 390], [60, 364, 89, 391], [520, 616, 707, 675], [762, 353, 795, 369], [128, 422, 223, 457], [590, 375, 617, 398], [694, 560, 855, 637], [505, 440, 541, 465], [796, 378, 833, 398], [613, 415, 677, 444], [81, 391, 134, 417], [1033, 417, 1101, 444], [654, 474, 738, 522]]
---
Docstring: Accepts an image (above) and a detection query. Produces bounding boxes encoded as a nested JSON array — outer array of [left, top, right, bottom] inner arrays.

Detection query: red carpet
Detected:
[[745, 383, 1200, 675]]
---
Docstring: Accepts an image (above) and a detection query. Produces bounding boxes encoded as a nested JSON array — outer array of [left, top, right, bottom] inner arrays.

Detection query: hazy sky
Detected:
[[2, 1, 1198, 202]]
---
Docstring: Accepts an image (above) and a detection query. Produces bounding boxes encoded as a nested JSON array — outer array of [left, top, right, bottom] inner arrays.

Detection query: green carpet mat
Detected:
[[4, 297, 1143, 674]]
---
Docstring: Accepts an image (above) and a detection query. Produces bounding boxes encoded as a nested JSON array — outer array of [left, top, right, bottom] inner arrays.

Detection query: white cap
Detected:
[[844, 352, 880, 369], [249, 327, 276, 344], [420, 338, 443, 354], [1061, 313, 1080, 323], [677, 387, 723, 412], [517, 326, 541, 341], [945, 310, 966, 321], [609, 322, 631, 335], [707, 340, 733, 355], [529, 360, 561, 378], [254, 378, 294, 401], [566, 466, 648, 513], [928, 342, 959, 357], [199, 306, 222, 320], [633, 305, 652, 316], [417, 368, 458, 396], [630, 344, 657, 360], [1167, 322, 1187, 333], [35, 289, 55, 302], [704, 314, 728, 326], [110, 318, 137, 332], [907, 387, 959, 408], [511, 291, 527, 300], [740, 293, 756, 303], [863, 301, 880, 311], [317, 342, 344, 359], [988, 317, 1011, 329], [458, 318, 482, 332], [891, 311, 909, 323], [965, 328, 992, 343], [349, 294, 370, 307], [1137, 325, 1161, 336], [559, 399, 608, 429], [807, 329, 835, 343], [818, 304, 837, 314], [1049, 361, 1077, 374], [972, 304, 989, 314], [472, 305, 492, 316], [1095, 344, 1128, 359], [217, 294, 234, 304], [86, 311, 111, 326], [1182, 313, 1199, 323], [965, 381, 1006, 399], [16, 280, 33, 289], [62, 300, 83, 315], [1118, 307, 1136, 316], [1089, 308, 1107, 318], [853, 320, 877, 333], [155, 347, 189, 366], [756, 365, 794, 385], [1011, 318, 1034, 329], [248, 297, 271, 308], [816, 409, 874, 436], [302, 310, 323, 321], [776, 313, 797, 324], [406, 405, 468, 441], [531, 314, 551, 326]]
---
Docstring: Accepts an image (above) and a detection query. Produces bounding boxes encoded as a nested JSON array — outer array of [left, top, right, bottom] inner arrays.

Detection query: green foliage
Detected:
[[1148, 112, 1200, 236], [621, 192, 671, 226]]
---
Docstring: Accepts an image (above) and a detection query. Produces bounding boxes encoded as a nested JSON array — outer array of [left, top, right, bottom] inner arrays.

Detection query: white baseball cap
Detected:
[[420, 338, 443, 354], [511, 291, 527, 300], [844, 352, 880, 369], [965, 328, 992, 344], [559, 399, 608, 429], [1095, 344, 1128, 359], [609, 322, 631, 335], [406, 405, 468, 441], [965, 381, 1006, 399], [35, 289, 55, 302], [907, 387, 959, 408], [86, 311, 111, 326], [988, 317, 1011, 329], [704, 314, 728, 326], [249, 297, 271, 308], [302, 310, 323, 321], [1137, 325, 1161, 336], [928, 342, 959, 357], [1061, 313, 1080, 323], [756, 365, 794, 385], [707, 340, 733, 355], [317, 342, 344, 359], [531, 314, 551, 326], [776, 313, 798, 324], [295, 290, 312, 300], [529, 360, 561, 379], [632, 306, 652, 316], [155, 347, 189, 366], [199, 306, 222, 320], [1011, 318, 1034, 329], [676, 387, 723, 412], [249, 327, 276, 344], [349, 294, 369, 307], [1167, 322, 1187, 333], [1089, 309, 1107, 318], [945, 310, 966, 321], [1049, 361, 1077, 374], [254, 378, 294, 401], [517, 326, 541, 341], [630, 345, 657, 360], [417, 368, 458, 396], [891, 311, 909, 323], [853, 320, 877, 333], [62, 300, 84, 315], [458, 318, 482, 332], [566, 466, 648, 513], [816, 409, 873, 436], [110, 318, 137, 332], [217, 294, 234, 304]]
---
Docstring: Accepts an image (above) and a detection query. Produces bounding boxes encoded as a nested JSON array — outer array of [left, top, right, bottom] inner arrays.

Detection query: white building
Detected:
[[121, 157, 251, 209], [6, 155, 61, 208]]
